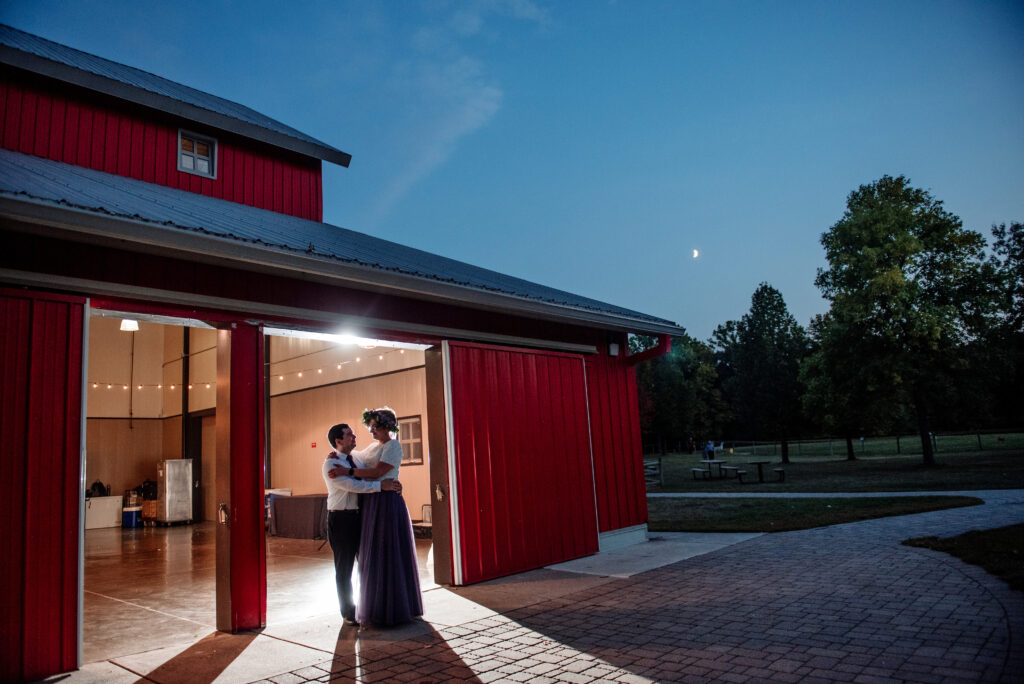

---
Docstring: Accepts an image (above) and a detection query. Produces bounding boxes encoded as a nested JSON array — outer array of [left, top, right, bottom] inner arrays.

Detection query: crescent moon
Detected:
[[692, 249, 699, 259]]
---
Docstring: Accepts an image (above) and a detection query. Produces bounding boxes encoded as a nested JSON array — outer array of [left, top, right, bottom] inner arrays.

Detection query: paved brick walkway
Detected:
[[257, 490, 1024, 683]]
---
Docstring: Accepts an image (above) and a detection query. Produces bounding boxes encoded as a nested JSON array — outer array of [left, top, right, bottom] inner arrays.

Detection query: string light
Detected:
[[87, 347, 421, 391], [87, 381, 203, 391]]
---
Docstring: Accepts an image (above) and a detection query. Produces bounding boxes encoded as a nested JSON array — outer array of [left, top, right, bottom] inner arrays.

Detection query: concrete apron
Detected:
[[46, 531, 756, 683]]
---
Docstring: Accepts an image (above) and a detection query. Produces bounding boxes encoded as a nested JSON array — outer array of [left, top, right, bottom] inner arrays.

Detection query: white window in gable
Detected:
[[178, 130, 217, 178]]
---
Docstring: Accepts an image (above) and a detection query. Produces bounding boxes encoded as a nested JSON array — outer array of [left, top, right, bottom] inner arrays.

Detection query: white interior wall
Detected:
[[86, 319, 432, 522]]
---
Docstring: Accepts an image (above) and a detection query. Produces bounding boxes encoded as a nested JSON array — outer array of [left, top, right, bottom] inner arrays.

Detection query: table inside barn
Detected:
[[268, 494, 328, 539]]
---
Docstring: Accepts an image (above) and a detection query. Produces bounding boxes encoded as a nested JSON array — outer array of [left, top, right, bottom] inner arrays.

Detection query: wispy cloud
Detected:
[[365, 0, 547, 225]]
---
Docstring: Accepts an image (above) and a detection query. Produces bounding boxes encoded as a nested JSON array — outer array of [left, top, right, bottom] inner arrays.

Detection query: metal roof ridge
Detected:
[[0, 23, 352, 167]]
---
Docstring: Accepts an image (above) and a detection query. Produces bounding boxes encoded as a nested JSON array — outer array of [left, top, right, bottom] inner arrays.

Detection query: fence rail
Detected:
[[645, 430, 1024, 459]]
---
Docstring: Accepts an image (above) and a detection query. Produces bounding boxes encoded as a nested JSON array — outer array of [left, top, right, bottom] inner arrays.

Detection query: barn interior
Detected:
[[82, 310, 435, 662]]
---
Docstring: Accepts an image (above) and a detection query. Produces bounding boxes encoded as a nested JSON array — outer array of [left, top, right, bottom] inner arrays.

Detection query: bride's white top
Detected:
[[353, 439, 403, 481]]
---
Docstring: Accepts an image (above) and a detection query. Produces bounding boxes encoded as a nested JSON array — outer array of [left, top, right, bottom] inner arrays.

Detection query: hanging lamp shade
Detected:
[[120, 319, 139, 332]]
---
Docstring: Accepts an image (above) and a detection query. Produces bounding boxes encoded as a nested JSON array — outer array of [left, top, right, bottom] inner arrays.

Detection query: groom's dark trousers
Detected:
[[327, 509, 361, 621]]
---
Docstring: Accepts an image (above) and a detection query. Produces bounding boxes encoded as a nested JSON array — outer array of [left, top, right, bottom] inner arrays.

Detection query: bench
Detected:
[[734, 469, 747, 483], [773, 468, 786, 482], [720, 465, 739, 478], [691, 467, 710, 480]]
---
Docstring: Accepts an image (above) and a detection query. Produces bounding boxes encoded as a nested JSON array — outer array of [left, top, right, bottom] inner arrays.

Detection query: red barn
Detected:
[[0, 24, 680, 680]]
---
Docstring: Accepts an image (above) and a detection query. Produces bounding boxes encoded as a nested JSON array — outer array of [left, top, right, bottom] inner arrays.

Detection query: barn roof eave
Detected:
[[0, 194, 685, 337]]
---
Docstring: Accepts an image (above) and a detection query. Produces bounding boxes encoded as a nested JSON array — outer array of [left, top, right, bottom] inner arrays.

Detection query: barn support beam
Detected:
[[215, 322, 267, 632]]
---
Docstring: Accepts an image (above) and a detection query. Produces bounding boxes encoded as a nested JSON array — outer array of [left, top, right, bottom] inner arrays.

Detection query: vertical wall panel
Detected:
[[447, 342, 598, 585], [0, 288, 84, 681], [0, 76, 324, 220], [585, 352, 648, 533]]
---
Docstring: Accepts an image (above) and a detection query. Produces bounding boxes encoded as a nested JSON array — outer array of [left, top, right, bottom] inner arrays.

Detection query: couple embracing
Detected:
[[322, 407, 423, 628]]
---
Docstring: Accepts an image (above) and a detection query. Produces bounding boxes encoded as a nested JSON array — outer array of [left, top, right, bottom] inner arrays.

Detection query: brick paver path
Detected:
[[258, 490, 1024, 683]]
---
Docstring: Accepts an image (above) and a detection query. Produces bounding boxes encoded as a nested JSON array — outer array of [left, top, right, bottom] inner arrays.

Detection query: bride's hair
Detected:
[[362, 407, 399, 434]]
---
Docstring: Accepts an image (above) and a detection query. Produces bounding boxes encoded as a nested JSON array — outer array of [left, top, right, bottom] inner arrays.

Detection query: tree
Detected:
[[990, 221, 1024, 333], [983, 221, 1024, 426], [800, 313, 907, 459], [713, 283, 809, 463], [632, 334, 728, 453], [814, 175, 990, 465]]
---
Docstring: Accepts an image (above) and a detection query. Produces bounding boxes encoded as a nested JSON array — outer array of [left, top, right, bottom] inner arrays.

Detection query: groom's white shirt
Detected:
[[323, 448, 380, 511]]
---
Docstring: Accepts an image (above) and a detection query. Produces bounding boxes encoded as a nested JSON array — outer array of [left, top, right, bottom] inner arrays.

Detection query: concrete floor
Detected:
[[54, 492, 1024, 683], [82, 522, 437, 664]]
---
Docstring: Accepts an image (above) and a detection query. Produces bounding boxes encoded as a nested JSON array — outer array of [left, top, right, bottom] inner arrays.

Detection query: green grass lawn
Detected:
[[647, 448, 1024, 492], [904, 524, 1024, 592], [726, 432, 1024, 459], [647, 496, 982, 533]]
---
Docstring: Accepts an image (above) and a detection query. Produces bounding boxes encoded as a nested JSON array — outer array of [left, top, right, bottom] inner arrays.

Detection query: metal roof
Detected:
[[0, 149, 682, 334], [0, 24, 351, 167]]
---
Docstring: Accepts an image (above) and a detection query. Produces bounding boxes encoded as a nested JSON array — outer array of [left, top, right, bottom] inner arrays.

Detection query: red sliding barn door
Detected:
[[443, 341, 598, 585], [0, 288, 85, 680]]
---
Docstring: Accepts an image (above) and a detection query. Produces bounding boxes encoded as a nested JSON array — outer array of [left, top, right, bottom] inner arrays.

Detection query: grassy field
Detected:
[[647, 448, 1024, 492], [904, 524, 1024, 592], [647, 496, 983, 533], [720, 431, 1024, 459]]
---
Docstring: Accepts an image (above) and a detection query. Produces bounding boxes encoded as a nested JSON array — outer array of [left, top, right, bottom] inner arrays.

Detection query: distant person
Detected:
[[322, 422, 402, 627], [703, 440, 715, 460], [687, 437, 696, 454]]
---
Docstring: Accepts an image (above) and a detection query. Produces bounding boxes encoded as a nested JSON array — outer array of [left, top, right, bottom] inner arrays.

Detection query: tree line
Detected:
[[634, 175, 1023, 465]]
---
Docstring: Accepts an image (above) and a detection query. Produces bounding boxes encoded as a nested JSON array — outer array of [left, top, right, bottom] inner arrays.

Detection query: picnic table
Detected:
[[704, 459, 727, 479], [747, 461, 771, 483]]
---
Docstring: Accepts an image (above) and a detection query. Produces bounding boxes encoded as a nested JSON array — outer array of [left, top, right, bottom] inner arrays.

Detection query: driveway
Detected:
[[52, 490, 1024, 683]]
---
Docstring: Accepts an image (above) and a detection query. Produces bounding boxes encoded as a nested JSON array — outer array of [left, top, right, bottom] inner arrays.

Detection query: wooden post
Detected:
[[215, 323, 266, 632]]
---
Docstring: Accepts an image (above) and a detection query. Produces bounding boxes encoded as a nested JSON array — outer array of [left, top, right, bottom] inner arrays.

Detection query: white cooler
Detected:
[[85, 495, 123, 529]]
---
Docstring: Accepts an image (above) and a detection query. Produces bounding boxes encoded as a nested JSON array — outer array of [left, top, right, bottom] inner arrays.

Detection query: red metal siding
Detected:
[[0, 74, 323, 220], [0, 288, 84, 681], [586, 352, 648, 532], [227, 324, 267, 629], [446, 342, 598, 585]]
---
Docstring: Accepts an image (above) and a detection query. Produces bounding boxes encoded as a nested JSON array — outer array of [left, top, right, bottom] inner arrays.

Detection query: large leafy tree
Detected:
[[632, 334, 728, 453], [713, 283, 809, 462], [814, 175, 989, 465], [801, 313, 906, 459], [983, 222, 1024, 426]]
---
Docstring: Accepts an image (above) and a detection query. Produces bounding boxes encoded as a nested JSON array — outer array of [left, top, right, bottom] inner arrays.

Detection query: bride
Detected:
[[349, 407, 423, 627]]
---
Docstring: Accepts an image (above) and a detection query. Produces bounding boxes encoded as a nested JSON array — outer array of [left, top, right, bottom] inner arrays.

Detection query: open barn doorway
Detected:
[[261, 327, 436, 626], [81, 309, 219, 664], [79, 312, 438, 663]]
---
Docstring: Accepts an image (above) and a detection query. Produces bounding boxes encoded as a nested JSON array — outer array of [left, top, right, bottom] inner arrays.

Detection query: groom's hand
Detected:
[[382, 480, 403, 493]]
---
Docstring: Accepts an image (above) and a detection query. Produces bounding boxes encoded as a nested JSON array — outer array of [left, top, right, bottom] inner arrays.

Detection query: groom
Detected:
[[322, 422, 401, 626]]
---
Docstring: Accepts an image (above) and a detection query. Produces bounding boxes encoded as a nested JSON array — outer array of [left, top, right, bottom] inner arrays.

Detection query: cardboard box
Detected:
[[141, 499, 158, 520]]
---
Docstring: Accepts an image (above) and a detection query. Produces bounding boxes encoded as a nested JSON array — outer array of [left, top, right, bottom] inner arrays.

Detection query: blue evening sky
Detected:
[[3, 1, 1022, 339]]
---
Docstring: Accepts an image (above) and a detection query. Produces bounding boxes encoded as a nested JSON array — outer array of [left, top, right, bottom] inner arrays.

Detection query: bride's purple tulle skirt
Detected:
[[356, 490, 423, 626]]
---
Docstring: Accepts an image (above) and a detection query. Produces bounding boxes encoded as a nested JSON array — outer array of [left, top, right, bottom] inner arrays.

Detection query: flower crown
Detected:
[[362, 407, 399, 434]]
